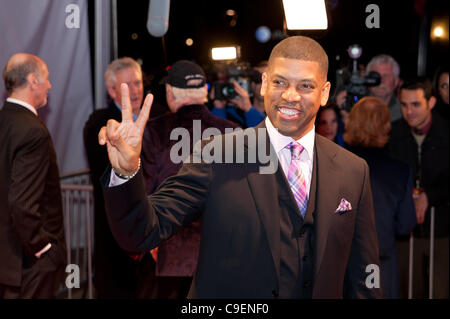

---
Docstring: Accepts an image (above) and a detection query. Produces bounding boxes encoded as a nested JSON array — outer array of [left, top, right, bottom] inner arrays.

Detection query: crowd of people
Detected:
[[0, 35, 448, 299]]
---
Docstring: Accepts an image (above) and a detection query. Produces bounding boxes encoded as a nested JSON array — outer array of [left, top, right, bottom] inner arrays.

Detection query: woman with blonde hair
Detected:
[[344, 97, 417, 298]]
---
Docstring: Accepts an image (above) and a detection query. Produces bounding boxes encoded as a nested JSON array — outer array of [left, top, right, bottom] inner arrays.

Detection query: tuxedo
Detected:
[[0, 101, 66, 298], [102, 122, 382, 298]]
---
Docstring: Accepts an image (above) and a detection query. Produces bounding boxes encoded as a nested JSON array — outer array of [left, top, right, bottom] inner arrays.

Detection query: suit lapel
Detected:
[[244, 122, 282, 284], [312, 135, 341, 280]]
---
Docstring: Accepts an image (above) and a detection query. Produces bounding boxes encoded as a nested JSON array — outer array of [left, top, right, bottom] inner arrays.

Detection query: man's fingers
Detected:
[[233, 81, 244, 93], [121, 83, 133, 123], [106, 119, 121, 142], [136, 93, 154, 131], [98, 126, 107, 145]]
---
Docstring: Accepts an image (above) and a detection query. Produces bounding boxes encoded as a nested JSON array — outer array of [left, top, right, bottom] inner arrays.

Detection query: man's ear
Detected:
[[260, 72, 268, 97], [165, 84, 174, 103], [107, 85, 117, 101], [428, 96, 437, 110], [320, 81, 331, 106], [26, 73, 39, 90]]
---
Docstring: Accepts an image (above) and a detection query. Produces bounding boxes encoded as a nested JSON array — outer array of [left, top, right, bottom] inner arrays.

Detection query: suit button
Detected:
[[302, 255, 308, 261], [304, 280, 311, 288], [272, 290, 279, 297]]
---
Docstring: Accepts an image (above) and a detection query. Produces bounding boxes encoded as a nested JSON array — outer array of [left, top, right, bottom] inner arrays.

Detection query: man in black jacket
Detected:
[[0, 53, 66, 298], [388, 78, 449, 299], [83, 57, 159, 298]]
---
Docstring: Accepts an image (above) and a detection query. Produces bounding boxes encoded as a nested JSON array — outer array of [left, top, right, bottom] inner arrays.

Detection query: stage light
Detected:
[[282, 0, 328, 30], [348, 44, 362, 60], [186, 38, 193, 46], [226, 9, 236, 16], [211, 47, 239, 61], [433, 26, 444, 38]]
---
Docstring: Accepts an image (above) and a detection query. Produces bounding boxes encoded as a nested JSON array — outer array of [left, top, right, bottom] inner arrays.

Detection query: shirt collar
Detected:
[[265, 116, 315, 159], [114, 101, 139, 122], [6, 97, 37, 116]]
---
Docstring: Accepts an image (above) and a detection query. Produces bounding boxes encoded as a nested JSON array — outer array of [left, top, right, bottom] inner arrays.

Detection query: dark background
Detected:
[[91, 0, 449, 92]]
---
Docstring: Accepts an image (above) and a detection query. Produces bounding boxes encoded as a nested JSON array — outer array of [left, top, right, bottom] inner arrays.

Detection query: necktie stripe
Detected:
[[286, 142, 308, 217]]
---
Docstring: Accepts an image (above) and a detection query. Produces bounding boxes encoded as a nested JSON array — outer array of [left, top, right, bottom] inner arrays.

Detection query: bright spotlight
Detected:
[[211, 47, 239, 61], [282, 0, 328, 30], [433, 26, 444, 38]]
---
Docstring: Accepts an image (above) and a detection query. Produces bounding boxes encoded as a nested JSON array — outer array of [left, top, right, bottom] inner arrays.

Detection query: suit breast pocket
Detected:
[[330, 210, 356, 251]]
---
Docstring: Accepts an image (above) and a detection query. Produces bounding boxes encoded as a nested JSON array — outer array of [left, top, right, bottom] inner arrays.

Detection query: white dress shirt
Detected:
[[265, 116, 315, 198]]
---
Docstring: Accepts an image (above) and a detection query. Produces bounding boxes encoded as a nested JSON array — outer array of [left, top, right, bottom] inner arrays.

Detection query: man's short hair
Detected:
[[268, 36, 329, 80], [2, 55, 44, 94], [171, 86, 208, 103], [400, 77, 433, 100], [105, 57, 142, 88], [344, 97, 391, 148], [366, 54, 400, 79]]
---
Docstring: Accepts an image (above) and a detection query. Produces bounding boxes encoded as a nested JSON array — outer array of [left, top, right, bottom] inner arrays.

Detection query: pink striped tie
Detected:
[[286, 142, 308, 217]]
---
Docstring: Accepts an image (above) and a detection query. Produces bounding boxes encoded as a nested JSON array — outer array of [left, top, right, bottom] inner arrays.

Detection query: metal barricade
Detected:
[[408, 206, 435, 299], [59, 170, 94, 299]]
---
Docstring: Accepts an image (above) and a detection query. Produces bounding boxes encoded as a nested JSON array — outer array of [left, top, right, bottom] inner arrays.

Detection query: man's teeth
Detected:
[[279, 108, 299, 116]]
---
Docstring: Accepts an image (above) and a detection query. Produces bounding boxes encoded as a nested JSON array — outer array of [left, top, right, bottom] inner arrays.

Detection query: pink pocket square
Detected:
[[335, 198, 352, 213]]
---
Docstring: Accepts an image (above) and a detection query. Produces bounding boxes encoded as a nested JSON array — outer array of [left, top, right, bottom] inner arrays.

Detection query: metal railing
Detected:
[[408, 206, 435, 299], [59, 170, 94, 299]]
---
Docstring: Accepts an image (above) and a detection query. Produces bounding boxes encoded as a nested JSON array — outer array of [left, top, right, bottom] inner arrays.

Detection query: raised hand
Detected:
[[98, 83, 153, 176], [230, 81, 252, 112]]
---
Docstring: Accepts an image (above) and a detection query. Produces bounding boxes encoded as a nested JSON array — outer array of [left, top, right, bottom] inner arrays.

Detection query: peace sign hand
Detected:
[[98, 83, 153, 176]]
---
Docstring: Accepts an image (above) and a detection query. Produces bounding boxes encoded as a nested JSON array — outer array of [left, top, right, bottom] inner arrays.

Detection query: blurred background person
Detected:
[[315, 103, 345, 147], [83, 57, 156, 298], [141, 60, 238, 299], [388, 78, 449, 299], [209, 64, 264, 128], [0, 53, 66, 298], [366, 54, 402, 122], [331, 85, 349, 127], [432, 66, 449, 120], [344, 96, 416, 298], [251, 60, 268, 114]]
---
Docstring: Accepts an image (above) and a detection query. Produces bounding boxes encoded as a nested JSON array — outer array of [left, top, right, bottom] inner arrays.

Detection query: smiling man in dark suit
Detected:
[[0, 53, 66, 298], [98, 36, 382, 298]]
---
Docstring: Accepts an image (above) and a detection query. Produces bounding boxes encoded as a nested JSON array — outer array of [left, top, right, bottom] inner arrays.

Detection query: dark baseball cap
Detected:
[[163, 60, 206, 89]]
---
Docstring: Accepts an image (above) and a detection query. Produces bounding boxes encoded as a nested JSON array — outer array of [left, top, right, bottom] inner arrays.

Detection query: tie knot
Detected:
[[286, 142, 304, 160]]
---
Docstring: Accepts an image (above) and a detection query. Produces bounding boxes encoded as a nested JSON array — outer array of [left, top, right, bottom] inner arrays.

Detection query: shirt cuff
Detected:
[[35, 243, 52, 258], [109, 169, 129, 187]]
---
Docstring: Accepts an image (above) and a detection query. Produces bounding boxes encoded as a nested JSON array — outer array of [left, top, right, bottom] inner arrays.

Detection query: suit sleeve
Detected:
[[101, 160, 212, 254], [344, 161, 383, 298], [394, 169, 417, 235], [8, 126, 51, 256]]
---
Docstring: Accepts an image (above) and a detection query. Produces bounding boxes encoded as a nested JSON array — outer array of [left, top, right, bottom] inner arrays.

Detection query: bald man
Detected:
[[0, 53, 66, 298]]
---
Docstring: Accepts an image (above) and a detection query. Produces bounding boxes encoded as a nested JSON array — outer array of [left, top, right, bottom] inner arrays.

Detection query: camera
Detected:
[[338, 44, 381, 111], [213, 61, 260, 100]]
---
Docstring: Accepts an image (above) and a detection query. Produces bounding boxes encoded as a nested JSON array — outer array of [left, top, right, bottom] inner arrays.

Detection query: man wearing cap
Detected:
[[140, 60, 238, 298]]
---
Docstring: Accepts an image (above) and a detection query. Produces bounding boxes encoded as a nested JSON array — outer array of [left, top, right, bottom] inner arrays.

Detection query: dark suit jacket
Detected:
[[142, 104, 239, 277], [348, 146, 416, 298], [0, 101, 66, 287], [102, 122, 381, 298]]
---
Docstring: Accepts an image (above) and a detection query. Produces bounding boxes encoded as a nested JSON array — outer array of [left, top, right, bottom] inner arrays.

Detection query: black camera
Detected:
[[213, 62, 260, 100], [339, 45, 381, 111]]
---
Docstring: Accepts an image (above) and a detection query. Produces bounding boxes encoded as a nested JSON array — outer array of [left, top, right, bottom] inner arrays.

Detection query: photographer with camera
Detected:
[[210, 64, 265, 128]]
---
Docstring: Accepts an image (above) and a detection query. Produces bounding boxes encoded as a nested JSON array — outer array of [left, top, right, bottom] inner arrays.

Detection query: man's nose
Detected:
[[281, 86, 301, 102]]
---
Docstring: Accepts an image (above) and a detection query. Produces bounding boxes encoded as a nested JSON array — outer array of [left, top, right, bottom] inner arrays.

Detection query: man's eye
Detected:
[[273, 80, 285, 85], [301, 83, 315, 89]]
